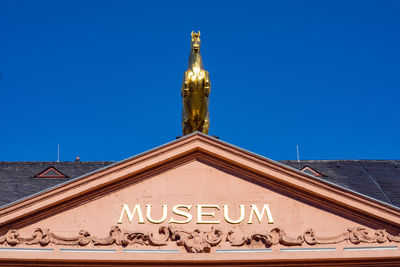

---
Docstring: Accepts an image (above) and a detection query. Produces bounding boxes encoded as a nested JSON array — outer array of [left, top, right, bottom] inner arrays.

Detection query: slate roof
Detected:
[[0, 161, 114, 207], [281, 160, 400, 208], [0, 160, 399, 208]]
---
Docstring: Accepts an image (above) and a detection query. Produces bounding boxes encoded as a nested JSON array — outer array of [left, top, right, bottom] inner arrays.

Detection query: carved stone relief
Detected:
[[170, 226, 223, 253], [1, 226, 399, 253]]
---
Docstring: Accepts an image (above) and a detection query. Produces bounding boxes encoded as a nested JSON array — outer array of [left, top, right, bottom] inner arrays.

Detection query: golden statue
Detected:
[[181, 31, 211, 135]]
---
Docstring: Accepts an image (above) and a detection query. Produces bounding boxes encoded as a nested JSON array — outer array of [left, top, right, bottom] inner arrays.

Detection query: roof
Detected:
[[0, 161, 114, 207], [282, 160, 400, 207], [0, 159, 399, 208]]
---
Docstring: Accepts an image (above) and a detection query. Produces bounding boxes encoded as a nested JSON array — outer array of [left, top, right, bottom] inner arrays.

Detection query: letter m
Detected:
[[117, 204, 144, 224], [248, 204, 274, 224]]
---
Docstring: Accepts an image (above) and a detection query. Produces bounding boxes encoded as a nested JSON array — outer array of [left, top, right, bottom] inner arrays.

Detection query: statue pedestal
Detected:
[[176, 135, 219, 139]]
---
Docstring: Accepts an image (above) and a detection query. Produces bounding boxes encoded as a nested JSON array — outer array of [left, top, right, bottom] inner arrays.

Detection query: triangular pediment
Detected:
[[1, 132, 399, 263], [33, 166, 68, 178]]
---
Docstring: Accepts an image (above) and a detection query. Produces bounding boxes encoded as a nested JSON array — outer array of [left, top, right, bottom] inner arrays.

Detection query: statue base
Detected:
[[176, 135, 219, 139]]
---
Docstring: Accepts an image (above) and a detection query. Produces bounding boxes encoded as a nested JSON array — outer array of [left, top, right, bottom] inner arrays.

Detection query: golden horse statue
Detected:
[[181, 31, 211, 135]]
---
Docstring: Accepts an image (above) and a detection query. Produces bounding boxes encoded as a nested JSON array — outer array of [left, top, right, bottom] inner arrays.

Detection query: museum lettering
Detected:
[[117, 204, 274, 224]]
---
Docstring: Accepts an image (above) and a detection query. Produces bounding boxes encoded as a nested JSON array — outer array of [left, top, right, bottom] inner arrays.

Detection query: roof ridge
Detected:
[[0, 161, 116, 163], [279, 160, 400, 162]]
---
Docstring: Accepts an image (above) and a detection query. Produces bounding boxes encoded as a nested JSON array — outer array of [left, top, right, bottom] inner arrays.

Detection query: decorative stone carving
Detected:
[[1, 226, 399, 253], [170, 226, 223, 253], [387, 231, 400, 242], [303, 227, 398, 245], [92, 225, 169, 247], [227, 227, 400, 248], [0, 228, 91, 247], [0, 230, 21, 246], [303, 228, 348, 245], [92, 226, 129, 246], [227, 228, 303, 247]]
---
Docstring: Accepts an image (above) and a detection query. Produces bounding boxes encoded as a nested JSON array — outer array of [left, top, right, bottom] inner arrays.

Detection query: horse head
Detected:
[[189, 31, 203, 70], [191, 31, 201, 53]]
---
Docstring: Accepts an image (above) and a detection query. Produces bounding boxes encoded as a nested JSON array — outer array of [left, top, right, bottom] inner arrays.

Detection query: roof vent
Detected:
[[34, 166, 68, 178], [301, 166, 324, 177]]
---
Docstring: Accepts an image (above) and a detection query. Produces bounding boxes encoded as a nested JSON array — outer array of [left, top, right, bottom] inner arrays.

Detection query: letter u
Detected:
[[146, 204, 168, 224], [223, 205, 245, 224]]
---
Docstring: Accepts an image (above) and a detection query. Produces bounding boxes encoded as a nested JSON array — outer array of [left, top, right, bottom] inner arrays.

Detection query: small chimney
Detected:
[[75, 156, 80, 162]]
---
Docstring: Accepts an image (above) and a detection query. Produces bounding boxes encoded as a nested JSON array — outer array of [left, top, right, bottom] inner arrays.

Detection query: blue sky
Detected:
[[1, 1, 399, 161]]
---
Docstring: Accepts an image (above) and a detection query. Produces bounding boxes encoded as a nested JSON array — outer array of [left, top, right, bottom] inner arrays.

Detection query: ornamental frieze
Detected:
[[1, 226, 400, 253]]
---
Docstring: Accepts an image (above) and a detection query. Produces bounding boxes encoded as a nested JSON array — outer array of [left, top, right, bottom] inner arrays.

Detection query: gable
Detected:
[[300, 165, 324, 177], [34, 166, 68, 178], [2, 160, 398, 209], [0, 133, 399, 264], [19, 159, 381, 238]]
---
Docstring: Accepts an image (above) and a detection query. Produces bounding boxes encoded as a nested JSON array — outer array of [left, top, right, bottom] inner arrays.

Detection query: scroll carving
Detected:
[[303, 227, 395, 245], [227, 228, 303, 247], [170, 226, 223, 253], [0, 228, 91, 247], [227, 227, 400, 248], [1, 226, 400, 253], [92, 225, 169, 247]]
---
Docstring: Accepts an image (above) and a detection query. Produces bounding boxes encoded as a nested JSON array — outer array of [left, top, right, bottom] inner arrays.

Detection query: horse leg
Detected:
[[201, 117, 209, 134], [204, 71, 211, 97], [183, 119, 193, 135]]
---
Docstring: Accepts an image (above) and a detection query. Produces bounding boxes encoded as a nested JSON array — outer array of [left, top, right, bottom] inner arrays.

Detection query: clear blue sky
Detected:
[[1, 1, 399, 161]]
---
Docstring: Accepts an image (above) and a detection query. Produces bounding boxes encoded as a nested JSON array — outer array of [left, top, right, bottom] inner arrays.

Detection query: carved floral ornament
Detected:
[[1, 226, 400, 253]]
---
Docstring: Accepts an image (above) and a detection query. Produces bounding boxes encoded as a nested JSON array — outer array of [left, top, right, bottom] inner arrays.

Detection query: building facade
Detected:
[[0, 133, 399, 266]]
